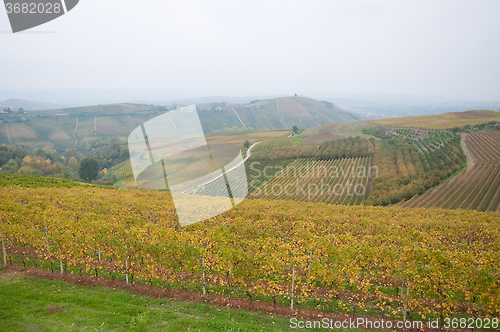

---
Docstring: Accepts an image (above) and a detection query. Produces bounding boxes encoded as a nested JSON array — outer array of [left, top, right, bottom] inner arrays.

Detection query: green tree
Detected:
[[292, 125, 299, 134], [1, 159, 20, 174], [62, 148, 80, 164], [244, 140, 250, 149], [79, 158, 99, 182]]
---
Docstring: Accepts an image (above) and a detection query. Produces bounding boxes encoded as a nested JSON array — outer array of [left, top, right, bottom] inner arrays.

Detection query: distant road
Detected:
[[21, 122, 53, 145], [232, 108, 247, 129], [128, 115, 138, 127], [72, 116, 79, 148], [461, 133, 476, 171], [181, 140, 261, 193]]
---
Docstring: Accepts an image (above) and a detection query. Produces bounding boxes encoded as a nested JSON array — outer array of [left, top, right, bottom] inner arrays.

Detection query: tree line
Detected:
[[0, 142, 129, 184]]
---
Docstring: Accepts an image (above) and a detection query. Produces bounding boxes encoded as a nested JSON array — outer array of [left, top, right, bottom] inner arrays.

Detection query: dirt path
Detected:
[[21, 122, 53, 145], [181, 141, 261, 193], [232, 108, 247, 129], [461, 133, 476, 171], [128, 115, 138, 127], [292, 99, 321, 127], [72, 116, 79, 148], [168, 115, 180, 135]]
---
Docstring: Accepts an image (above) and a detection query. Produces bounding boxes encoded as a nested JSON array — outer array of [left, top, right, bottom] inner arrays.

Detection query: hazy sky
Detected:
[[1, 0, 499, 100]]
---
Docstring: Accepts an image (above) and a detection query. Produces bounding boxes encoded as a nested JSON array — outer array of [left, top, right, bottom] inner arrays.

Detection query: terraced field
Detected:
[[5, 122, 38, 144], [301, 121, 375, 140], [205, 130, 291, 151], [244, 159, 295, 192], [399, 131, 500, 211], [298, 121, 374, 145], [96, 116, 136, 136], [276, 97, 320, 129], [75, 116, 96, 138], [465, 131, 500, 163], [250, 136, 306, 153], [399, 163, 500, 211], [250, 157, 372, 205], [277, 97, 310, 118], [303, 132, 342, 146], [328, 121, 373, 136]]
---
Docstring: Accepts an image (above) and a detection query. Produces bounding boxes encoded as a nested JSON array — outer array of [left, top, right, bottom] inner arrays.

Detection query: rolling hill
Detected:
[[2, 109, 500, 326], [196, 96, 363, 132], [0, 98, 66, 111], [0, 97, 362, 151]]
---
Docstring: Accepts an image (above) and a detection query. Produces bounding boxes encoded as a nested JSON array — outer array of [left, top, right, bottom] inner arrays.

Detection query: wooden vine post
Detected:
[[403, 279, 410, 323], [291, 265, 295, 311], [59, 248, 63, 275], [1, 233, 6, 267], [202, 256, 206, 297], [307, 249, 312, 288], [44, 221, 49, 253], [125, 258, 129, 285]]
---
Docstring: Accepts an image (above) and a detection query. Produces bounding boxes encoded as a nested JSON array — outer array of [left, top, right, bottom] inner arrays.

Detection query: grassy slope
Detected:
[[0, 269, 316, 332]]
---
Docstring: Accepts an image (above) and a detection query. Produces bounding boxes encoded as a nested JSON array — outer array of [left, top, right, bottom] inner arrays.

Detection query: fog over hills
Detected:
[[0, 98, 67, 111], [318, 94, 500, 119], [2, 89, 499, 120]]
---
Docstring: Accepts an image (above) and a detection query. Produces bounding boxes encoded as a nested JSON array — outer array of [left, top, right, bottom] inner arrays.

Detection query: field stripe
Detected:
[[5, 123, 11, 144], [128, 115, 138, 127], [427, 169, 469, 208], [475, 132, 500, 160], [444, 166, 485, 209], [456, 164, 493, 209], [468, 134, 492, 162], [479, 164, 500, 211], [250, 157, 369, 205], [465, 164, 500, 210]]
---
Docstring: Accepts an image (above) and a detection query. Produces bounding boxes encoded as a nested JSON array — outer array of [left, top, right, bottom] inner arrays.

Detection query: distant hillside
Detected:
[[0, 97, 361, 151], [197, 96, 363, 132], [368, 110, 500, 130], [29, 103, 165, 116], [0, 99, 66, 111], [0, 103, 168, 151]]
